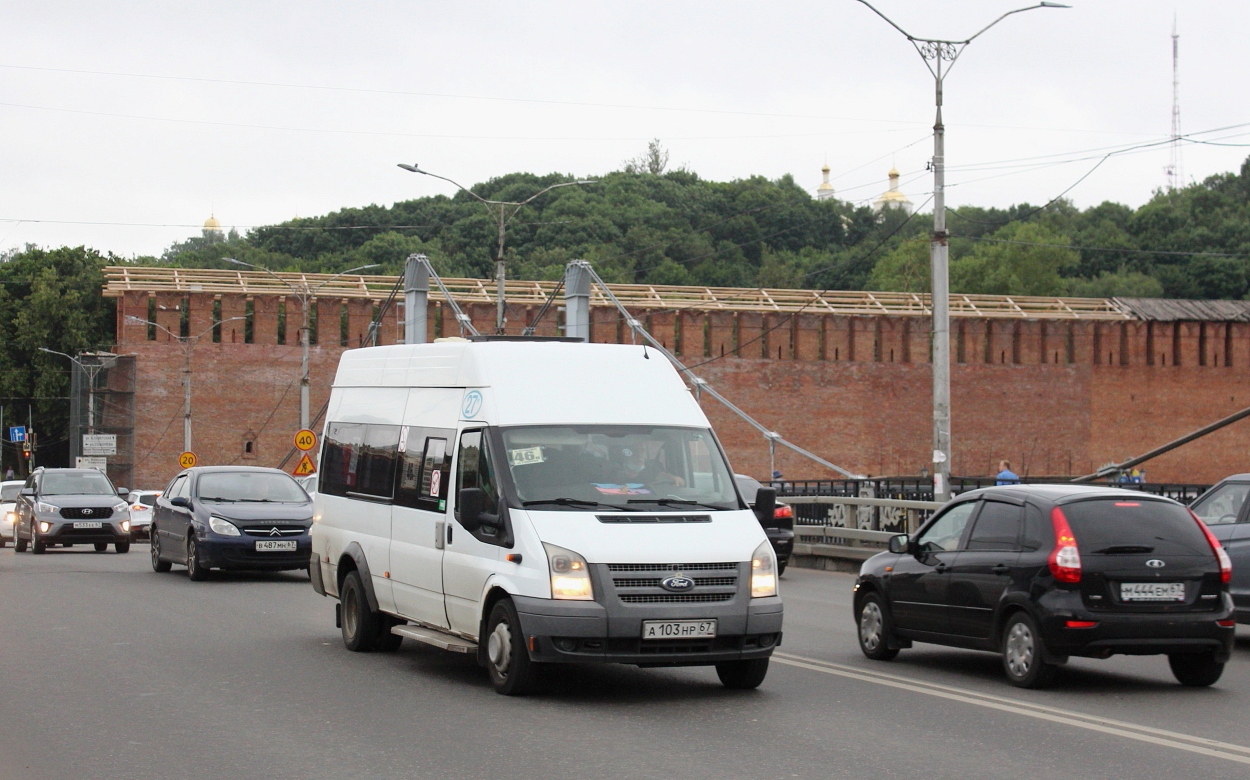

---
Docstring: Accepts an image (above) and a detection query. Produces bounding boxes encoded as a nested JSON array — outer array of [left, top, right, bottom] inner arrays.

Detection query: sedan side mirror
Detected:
[[169, 496, 191, 509], [458, 488, 485, 532], [752, 487, 777, 525], [20, 487, 35, 497], [888, 534, 909, 555]]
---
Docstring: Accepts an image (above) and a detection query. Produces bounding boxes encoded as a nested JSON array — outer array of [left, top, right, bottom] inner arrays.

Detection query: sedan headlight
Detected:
[[208, 515, 241, 537], [36, 501, 58, 514], [751, 540, 778, 598], [544, 543, 593, 600]]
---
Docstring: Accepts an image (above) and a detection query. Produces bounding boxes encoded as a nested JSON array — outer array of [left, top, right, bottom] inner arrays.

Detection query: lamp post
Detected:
[[855, 0, 1068, 501], [38, 349, 124, 435], [125, 316, 245, 452], [222, 260, 379, 430], [398, 163, 595, 334]]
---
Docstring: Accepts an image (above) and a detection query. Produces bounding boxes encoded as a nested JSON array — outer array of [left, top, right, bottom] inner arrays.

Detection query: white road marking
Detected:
[[773, 651, 1250, 766]]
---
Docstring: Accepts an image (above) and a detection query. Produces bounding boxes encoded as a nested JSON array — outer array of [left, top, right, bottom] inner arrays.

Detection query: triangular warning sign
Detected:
[[293, 453, 317, 476]]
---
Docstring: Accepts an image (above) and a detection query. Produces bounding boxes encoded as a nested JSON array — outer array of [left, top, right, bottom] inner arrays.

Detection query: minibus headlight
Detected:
[[544, 543, 593, 601], [751, 540, 778, 598], [208, 515, 241, 537]]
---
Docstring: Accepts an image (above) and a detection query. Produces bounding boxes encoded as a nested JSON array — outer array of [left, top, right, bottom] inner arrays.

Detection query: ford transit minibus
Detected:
[[309, 338, 783, 694]]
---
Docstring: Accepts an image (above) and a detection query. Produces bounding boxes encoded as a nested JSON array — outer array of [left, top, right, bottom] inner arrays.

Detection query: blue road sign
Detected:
[[9, 426, 26, 442]]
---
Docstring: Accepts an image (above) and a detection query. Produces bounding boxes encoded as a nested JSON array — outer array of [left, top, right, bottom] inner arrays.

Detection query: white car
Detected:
[[1, 479, 22, 547], [295, 474, 317, 498], [310, 339, 783, 695], [126, 490, 162, 540]]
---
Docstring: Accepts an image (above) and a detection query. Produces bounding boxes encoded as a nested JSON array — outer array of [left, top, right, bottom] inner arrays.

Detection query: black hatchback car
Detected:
[[853, 485, 1235, 688], [150, 466, 313, 581]]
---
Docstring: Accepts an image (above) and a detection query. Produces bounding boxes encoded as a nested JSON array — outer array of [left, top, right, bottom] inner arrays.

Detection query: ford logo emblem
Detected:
[[1146, 559, 1166, 568], [660, 575, 695, 592]]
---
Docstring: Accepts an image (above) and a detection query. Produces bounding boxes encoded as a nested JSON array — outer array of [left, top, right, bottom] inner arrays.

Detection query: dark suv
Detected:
[[853, 485, 1235, 688], [13, 468, 132, 554]]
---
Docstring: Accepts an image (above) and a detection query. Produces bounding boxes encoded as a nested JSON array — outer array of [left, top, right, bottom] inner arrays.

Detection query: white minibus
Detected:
[[309, 338, 783, 694]]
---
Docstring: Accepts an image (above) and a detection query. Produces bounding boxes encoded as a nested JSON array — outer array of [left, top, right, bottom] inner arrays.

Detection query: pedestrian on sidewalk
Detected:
[[995, 460, 1020, 486]]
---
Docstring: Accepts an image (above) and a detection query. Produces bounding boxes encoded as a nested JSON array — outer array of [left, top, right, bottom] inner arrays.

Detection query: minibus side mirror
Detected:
[[752, 487, 777, 525], [458, 488, 485, 532], [888, 534, 909, 554]]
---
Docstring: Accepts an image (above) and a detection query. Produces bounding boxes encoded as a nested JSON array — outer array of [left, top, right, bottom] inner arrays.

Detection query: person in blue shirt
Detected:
[[996, 460, 1020, 486]]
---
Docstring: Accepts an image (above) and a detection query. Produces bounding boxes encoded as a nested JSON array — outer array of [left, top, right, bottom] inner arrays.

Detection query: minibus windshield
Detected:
[[500, 425, 740, 511]]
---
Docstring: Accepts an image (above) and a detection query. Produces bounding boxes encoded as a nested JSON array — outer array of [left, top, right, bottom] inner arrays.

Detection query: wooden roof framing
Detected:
[[103, 265, 1133, 320]]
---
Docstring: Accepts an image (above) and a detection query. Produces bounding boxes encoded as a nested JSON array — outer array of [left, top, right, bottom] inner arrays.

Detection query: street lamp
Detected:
[[855, 0, 1069, 501], [222, 259, 379, 430], [37, 349, 125, 435], [398, 163, 596, 333], [125, 316, 245, 452]]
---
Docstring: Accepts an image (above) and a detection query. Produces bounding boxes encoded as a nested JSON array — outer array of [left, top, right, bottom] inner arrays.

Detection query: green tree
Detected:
[[950, 222, 1078, 296]]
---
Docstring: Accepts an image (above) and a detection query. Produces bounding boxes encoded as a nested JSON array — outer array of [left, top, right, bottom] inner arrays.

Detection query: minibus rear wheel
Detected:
[[485, 598, 541, 696], [340, 570, 382, 652]]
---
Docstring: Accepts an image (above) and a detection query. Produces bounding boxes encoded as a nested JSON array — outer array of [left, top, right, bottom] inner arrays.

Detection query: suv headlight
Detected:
[[544, 543, 593, 600], [208, 516, 241, 537], [113, 501, 129, 515], [751, 540, 778, 598], [36, 501, 58, 514]]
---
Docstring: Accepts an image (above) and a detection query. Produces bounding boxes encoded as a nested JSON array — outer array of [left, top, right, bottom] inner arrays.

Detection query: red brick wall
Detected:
[[115, 293, 1250, 489]]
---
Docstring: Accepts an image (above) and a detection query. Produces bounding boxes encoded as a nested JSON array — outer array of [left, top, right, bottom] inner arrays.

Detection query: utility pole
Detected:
[[856, 0, 1068, 501], [224, 260, 378, 429], [126, 316, 245, 452], [398, 164, 595, 334]]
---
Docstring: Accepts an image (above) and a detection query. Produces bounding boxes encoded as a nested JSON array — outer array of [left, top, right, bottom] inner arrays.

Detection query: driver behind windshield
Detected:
[[608, 445, 685, 490]]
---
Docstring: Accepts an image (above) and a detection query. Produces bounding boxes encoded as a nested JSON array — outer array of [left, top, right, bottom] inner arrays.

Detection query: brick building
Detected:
[[104, 267, 1250, 490]]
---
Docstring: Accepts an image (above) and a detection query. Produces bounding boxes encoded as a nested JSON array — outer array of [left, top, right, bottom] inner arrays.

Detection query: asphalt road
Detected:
[[3, 546, 1250, 780]]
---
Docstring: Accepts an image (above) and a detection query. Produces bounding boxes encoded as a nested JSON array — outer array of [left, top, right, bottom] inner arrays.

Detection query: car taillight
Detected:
[[1217, 619, 1236, 627], [1189, 509, 1233, 584], [1048, 506, 1081, 583], [773, 505, 793, 520], [1065, 620, 1098, 628]]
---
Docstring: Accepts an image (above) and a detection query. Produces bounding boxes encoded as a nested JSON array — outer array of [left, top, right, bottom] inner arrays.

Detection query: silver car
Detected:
[[13, 468, 132, 554], [0, 479, 21, 547]]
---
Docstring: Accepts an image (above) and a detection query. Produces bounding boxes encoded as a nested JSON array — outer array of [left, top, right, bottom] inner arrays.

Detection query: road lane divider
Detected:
[[772, 651, 1250, 766]]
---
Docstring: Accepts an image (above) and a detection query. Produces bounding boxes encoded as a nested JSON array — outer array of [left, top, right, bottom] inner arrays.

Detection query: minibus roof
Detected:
[[333, 340, 709, 428]]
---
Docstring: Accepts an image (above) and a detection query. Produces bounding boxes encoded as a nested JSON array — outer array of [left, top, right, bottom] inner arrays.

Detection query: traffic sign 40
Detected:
[[294, 429, 318, 451]]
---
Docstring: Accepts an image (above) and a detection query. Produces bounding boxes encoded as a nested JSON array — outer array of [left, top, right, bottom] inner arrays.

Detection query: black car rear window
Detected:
[[1062, 499, 1210, 557]]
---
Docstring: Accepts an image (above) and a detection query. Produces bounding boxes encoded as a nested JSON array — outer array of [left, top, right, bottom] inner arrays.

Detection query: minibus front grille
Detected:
[[607, 562, 737, 572], [613, 576, 738, 588], [619, 593, 734, 604]]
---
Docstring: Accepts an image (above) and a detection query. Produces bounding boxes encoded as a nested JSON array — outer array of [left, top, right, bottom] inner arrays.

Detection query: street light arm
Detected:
[[854, 0, 920, 41], [223, 257, 300, 297], [397, 164, 492, 206], [503, 179, 598, 227], [964, 2, 1069, 44], [309, 264, 381, 295], [37, 347, 75, 362], [189, 316, 247, 343], [125, 315, 181, 343]]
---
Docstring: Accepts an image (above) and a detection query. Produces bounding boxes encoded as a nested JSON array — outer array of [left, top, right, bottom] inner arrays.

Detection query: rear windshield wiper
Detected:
[[1091, 544, 1155, 554], [522, 498, 637, 511], [626, 498, 727, 510]]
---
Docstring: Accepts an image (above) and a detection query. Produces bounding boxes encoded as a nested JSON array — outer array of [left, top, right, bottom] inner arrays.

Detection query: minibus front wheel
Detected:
[[485, 598, 542, 696]]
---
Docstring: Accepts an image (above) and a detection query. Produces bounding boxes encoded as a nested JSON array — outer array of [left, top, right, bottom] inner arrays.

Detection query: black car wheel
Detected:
[[115, 541, 130, 554], [339, 570, 381, 652], [716, 658, 770, 689], [94, 542, 108, 552], [186, 538, 209, 581], [1169, 652, 1224, 687], [32, 528, 46, 555], [1001, 612, 1057, 689], [856, 592, 900, 661], [485, 598, 541, 696], [14, 524, 26, 553], [151, 530, 172, 572]]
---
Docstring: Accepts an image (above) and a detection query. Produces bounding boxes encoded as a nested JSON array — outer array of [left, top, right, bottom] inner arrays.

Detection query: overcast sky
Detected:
[[2, 0, 1247, 259]]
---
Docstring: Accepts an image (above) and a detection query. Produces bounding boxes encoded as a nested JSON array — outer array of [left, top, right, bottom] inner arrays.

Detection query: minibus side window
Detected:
[[320, 422, 400, 500], [455, 430, 499, 517], [395, 426, 454, 511]]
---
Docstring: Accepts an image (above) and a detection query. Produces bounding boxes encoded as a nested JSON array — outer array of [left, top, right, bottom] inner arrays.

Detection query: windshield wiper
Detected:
[[199, 496, 239, 502], [1091, 544, 1155, 554], [522, 498, 637, 511], [626, 498, 727, 510]]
